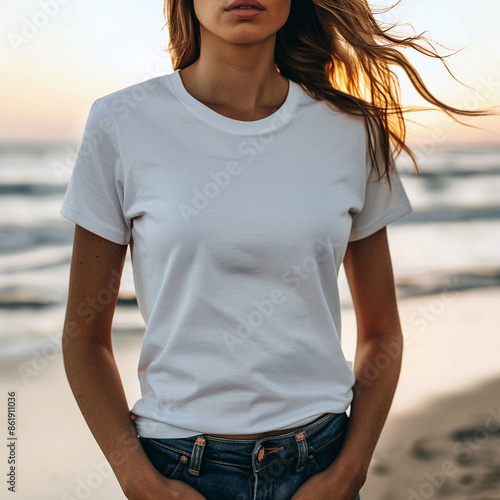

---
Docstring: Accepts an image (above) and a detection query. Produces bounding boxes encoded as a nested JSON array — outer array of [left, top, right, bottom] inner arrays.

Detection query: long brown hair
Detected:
[[163, 0, 493, 184]]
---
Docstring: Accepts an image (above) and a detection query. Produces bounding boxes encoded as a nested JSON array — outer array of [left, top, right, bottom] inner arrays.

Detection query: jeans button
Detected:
[[307, 454, 315, 463], [180, 455, 189, 464], [257, 447, 265, 462]]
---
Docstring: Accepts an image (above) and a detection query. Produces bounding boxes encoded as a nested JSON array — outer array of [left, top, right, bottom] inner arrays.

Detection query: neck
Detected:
[[178, 25, 289, 121]]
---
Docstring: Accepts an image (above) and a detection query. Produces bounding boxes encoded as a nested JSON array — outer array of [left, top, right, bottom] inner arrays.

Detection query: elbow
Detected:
[[61, 318, 112, 367], [357, 328, 404, 357]]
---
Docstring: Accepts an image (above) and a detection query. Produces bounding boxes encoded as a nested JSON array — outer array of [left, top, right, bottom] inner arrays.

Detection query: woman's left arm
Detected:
[[291, 226, 404, 499]]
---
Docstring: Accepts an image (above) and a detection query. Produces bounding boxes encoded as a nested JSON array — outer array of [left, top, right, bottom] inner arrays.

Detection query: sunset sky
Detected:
[[2, 0, 499, 145]]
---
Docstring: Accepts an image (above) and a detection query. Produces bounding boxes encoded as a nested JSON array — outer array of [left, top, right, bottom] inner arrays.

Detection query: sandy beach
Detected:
[[0, 284, 498, 500], [357, 286, 500, 500]]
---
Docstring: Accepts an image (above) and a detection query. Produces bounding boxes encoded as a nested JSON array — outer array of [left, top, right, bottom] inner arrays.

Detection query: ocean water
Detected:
[[1, 143, 499, 358]]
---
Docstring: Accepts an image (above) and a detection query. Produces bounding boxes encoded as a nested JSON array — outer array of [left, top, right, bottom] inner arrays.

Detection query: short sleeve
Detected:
[[348, 163, 413, 242], [60, 99, 131, 245]]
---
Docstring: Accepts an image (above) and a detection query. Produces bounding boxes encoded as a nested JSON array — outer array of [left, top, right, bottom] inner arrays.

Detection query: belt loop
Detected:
[[294, 431, 308, 472], [188, 436, 206, 476]]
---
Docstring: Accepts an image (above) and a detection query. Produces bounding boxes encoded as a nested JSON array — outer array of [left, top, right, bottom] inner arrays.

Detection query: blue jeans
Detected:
[[138, 411, 362, 500]]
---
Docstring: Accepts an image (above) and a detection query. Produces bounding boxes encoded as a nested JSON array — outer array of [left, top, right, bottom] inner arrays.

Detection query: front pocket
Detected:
[[139, 437, 188, 479], [309, 429, 347, 473]]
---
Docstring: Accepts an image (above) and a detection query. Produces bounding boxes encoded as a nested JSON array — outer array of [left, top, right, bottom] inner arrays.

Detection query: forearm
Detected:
[[328, 330, 403, 482], [62, 335, 160, 496]]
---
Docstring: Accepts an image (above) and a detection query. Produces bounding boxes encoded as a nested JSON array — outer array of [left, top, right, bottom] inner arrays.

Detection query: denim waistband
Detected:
[[140, 411, 348, 472]]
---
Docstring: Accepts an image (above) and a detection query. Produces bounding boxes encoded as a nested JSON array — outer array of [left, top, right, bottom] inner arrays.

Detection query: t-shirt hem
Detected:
[[132, 403, 352, 439], [60, 203, 131, 245], [349, 201, 413, 242]]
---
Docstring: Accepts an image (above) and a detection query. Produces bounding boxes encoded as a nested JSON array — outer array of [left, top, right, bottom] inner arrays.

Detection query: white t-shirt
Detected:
[[60, 69, 413, 438]]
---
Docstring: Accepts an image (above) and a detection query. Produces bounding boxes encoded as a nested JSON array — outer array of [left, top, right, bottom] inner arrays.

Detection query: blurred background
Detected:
[[0, 1, 499, 499]]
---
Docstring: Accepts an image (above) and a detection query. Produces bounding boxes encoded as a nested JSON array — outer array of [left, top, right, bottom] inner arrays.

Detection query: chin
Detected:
[[220, 27, 275, 45]]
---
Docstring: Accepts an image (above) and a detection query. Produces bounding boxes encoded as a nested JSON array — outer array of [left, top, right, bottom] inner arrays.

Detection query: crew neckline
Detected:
[[162, 69, 301, 135]]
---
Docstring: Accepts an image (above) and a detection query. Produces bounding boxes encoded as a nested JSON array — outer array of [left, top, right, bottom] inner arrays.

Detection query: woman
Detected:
[[60, 1, 488, 499]]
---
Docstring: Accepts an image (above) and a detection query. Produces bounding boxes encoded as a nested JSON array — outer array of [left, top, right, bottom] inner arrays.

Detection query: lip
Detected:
[[225, 0, 265, 11]]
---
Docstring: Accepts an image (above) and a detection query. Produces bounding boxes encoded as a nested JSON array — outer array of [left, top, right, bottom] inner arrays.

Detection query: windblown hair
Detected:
[[163, 0, 492, 184]]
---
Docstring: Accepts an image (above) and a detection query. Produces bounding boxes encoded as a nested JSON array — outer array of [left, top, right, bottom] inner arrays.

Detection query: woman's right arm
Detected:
[[62, 225, 206, 500]]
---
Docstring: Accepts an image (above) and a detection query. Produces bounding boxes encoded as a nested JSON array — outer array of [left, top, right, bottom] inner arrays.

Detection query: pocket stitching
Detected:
[[145, 437, 191, 457], [311, 429, 346, 454], [309, 430, 347, 473]]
